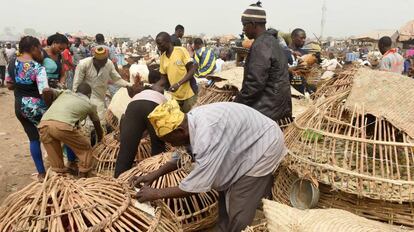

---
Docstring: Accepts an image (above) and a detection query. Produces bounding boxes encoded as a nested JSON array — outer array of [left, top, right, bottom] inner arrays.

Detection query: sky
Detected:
[[1, 0, 413, 40]]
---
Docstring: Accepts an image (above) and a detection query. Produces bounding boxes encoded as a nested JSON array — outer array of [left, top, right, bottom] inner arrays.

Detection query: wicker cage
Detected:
[[92, 131, 153, 177], [118, 152, 219, 232], [194, 84, 238, 107], [273, 166, 414, 228], [104, 109, 119, 131], [311, 68, 356, 100], [284, 69, 414, 202], [0, 172, 182, 231]]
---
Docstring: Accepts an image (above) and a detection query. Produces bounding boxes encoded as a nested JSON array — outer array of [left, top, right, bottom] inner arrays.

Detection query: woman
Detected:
[[43, 33, 69, 88], [5, 36, 49, 179]]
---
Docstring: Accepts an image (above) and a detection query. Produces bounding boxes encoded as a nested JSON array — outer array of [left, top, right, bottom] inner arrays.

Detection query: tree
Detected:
[[23, 28, 38, 37]]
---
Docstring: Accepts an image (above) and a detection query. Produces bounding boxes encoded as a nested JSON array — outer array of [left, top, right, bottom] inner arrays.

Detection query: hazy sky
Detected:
[[1, 0, 413, 39]]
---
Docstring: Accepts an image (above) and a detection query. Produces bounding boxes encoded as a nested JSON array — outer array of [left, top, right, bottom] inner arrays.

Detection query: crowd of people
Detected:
[[0, 1, 411, 231]]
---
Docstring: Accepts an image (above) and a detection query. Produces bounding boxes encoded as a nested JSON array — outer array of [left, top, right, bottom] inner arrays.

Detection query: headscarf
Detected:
[[93, 45, 109, 60], [148, 99, 185, 137], [241, 1, 267, 24]]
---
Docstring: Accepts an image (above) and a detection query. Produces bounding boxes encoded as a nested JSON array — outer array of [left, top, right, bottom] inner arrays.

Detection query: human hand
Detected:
[[136, 186, 162, 202], [129, 174, 155, 188], [168, 83, 180, 92]]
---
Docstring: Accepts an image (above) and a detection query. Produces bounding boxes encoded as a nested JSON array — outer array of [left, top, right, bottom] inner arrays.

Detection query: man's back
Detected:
[[42, 90, 98, 126], [380, 49, 404, 74]]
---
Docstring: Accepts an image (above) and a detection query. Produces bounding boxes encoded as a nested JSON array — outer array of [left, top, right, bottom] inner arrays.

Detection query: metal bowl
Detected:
[[290, 178, 320, 210]]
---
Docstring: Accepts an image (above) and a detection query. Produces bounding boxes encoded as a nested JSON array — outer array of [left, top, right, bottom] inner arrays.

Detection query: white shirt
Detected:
[[5, 47, 16, 62], [214, 58, 225, 73], [73, 57, 131, 120], [322, 58, 342, 71], [179, 102, 287, 193]]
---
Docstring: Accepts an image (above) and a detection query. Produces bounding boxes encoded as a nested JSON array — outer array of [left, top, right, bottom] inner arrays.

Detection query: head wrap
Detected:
[[148, 99, 185, 137], [241, 1, 266, 24], [93, 45, 109, 60]]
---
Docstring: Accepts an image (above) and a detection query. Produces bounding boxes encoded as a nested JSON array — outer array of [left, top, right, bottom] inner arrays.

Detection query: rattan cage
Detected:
[[272, 166, 414, 228], [193, 84, 238, 107], [118, 152, 219, 232], [284, 69, 414, 202], [92, 131, 152, 177], [0, 172, 182, 232], [104, 109, 119, 131]]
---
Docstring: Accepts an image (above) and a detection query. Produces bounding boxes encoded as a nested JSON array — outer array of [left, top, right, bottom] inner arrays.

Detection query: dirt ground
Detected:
[[0, 88, 36, 203]]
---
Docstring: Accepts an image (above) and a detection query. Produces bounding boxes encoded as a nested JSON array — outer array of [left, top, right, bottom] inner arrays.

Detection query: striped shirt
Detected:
[[379, 49, 404, 74], [194, 47, 216, 78], [179, 102, 287, 193]]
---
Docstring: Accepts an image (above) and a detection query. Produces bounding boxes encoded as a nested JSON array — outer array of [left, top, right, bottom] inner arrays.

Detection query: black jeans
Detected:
[[114, 100, 166, 178]]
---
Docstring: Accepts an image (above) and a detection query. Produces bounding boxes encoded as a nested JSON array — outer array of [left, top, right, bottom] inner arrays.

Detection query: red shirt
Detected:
[[62, 48, 73, 72]]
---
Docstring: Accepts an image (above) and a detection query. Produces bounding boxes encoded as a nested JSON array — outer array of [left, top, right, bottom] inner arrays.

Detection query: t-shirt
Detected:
[[41, 90, 99, 126], [194, 47, 216, 78], [171, 34, 182, 47], [70, 44, 87, 66], [5, 47, 16, 62], [159, 47, 196, 100], [379, 49, 404, 74], [0, 48, 7, 66]]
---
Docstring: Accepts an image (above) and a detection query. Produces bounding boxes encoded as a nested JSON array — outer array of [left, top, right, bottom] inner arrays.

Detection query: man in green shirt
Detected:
[[38, 83, 103, 177]]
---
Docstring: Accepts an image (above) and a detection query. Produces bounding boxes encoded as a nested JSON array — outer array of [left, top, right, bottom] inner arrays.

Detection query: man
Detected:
[[70, 38, 88, 66], [378, 36, 404, 74], [39, 83, 103, 177], [154, 32, 198, 113], [285, 28, 309, 94], [0, 44, 7, 86], [193, 38, 216, 78], [234, 2, 292, 123], [114, 82, 167, 178], [171, 24, 184, 47], [5, 42, 16, 63], [132, 100, 287, 232], [72, 46, 132, 124]]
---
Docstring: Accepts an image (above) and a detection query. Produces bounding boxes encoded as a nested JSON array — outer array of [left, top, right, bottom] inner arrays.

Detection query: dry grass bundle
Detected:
[[118, 152, 219, 232], [262, 199, 406, 232], [194, 84, 238, 107], [273, 166, 414, 228], [0, 172, 182, 231], [283, 69, 414, 202], [93, 132, 152, 177]]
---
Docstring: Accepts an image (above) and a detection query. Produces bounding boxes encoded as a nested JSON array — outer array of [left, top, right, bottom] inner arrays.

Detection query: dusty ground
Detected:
[[0, 88, 36, 203]]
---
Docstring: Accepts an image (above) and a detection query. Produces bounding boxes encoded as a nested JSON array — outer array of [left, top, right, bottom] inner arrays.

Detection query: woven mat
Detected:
[[345, 69, 414, 138], [262, 199, 407, 232]]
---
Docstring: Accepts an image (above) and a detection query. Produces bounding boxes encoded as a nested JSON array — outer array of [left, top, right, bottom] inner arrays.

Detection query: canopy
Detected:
[[399, 20, 414, 42], [354, 30, 398, 42]]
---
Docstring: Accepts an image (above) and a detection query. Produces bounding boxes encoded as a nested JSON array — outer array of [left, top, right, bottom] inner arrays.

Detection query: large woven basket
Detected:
[[92, 132, 152, 177], [118, 152, 219, 232], [311, 68, 356, 100], [0, 172, 182, 231], [273, 166, 414, 228], [284, 69, 414, 202], [194, 84, 238, 107]]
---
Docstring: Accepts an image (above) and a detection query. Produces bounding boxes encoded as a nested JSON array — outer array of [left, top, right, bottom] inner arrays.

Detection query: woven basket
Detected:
[[0, 172, 182, 231], [92, 132, 152, 177], [104, 110, 119, 131], [194, 84, 238, 107], [262, 199, 406, 232], [118, 152, 219, 232], [284, 69, 414, 202], [273, 166, 414, 228]]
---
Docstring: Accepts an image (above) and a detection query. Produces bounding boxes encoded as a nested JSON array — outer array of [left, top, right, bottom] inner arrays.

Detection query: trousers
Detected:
[[217, 174, 274, 232], [114, 100, 166, 178], [38, 120, 92, 173]]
